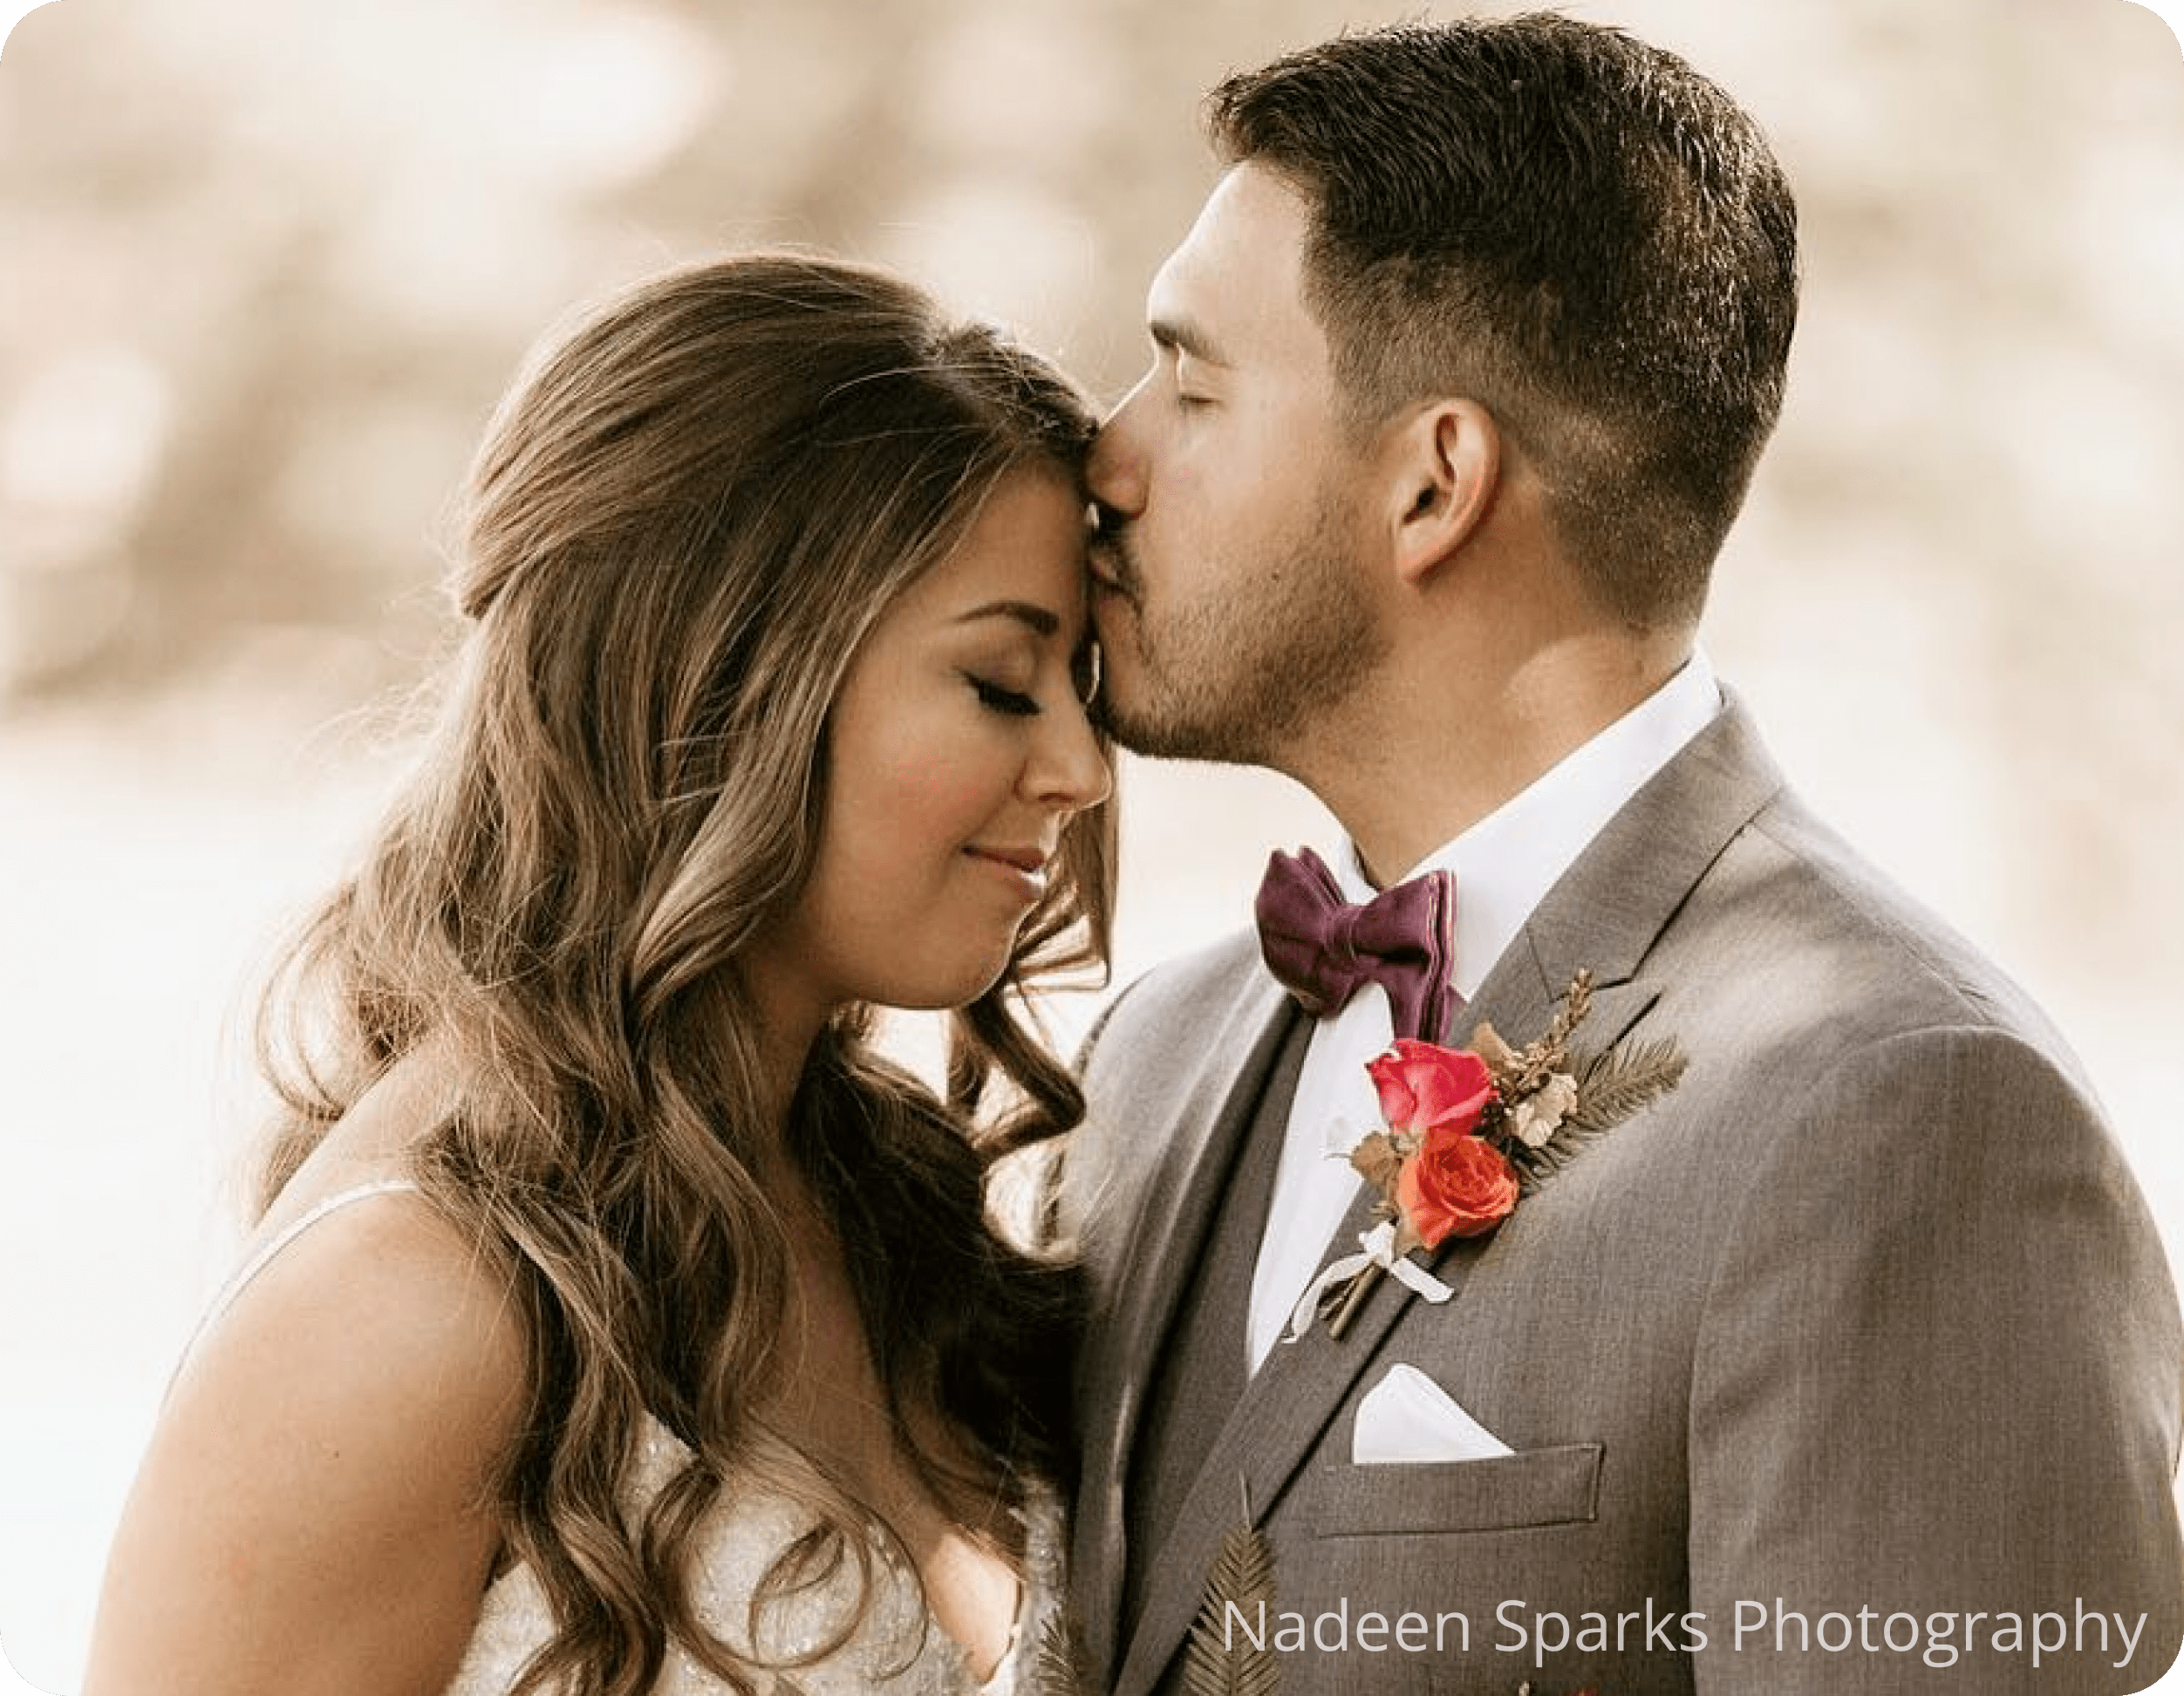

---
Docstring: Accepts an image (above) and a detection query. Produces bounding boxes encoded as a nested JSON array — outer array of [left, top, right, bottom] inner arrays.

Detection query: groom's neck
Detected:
[[1287, 626, 1691, 886]]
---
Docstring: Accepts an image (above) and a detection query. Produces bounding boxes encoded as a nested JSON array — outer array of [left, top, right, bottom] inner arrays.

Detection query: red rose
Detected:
[[1397, 1125, 1519, 1247], [1368, 1038, 1497, 1139]]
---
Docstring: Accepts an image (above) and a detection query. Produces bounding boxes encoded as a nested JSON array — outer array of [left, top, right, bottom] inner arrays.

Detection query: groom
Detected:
[[1061, 17, 2182, 1696]]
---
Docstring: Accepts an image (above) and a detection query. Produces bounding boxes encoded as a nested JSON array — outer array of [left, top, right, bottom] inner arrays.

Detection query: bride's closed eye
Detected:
[[967, 674, 1041, 717]]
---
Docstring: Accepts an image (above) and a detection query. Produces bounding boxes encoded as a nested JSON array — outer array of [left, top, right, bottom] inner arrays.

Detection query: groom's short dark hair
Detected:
[[1210, 13, 1799, 629]]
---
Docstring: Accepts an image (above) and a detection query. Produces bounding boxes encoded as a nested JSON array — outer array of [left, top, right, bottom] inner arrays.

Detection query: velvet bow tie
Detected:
[[1253, 845, 1458, 1041]]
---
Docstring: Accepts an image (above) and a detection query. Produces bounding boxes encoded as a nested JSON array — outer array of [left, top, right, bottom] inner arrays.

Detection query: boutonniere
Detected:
[[1292, 971, 1688, 1342]]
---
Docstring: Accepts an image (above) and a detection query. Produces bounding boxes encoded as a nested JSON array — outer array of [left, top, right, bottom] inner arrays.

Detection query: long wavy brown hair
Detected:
[[251, 252, 1115, 1694]]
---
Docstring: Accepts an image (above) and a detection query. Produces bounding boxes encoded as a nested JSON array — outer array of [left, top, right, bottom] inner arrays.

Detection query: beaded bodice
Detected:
[[441, 1416, 1065, 1695]]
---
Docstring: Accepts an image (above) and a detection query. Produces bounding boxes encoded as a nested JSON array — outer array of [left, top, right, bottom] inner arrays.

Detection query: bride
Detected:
[[81, 252, 1115, 1696]]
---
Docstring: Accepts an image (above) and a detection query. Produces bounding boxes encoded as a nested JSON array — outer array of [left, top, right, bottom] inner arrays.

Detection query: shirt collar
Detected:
[[1335, 649, 1723, 1000]]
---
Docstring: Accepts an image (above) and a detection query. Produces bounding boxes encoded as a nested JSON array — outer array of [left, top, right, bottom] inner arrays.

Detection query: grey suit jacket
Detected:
[[1062, 698, 2183, 1694]]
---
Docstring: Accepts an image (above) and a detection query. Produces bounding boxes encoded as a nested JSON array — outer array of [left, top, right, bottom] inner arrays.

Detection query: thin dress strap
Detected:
[[174, 1177, 424, 1382]]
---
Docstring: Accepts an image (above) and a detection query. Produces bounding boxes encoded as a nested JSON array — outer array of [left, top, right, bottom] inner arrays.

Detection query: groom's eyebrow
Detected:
[[1150, 313, 1228, 367]]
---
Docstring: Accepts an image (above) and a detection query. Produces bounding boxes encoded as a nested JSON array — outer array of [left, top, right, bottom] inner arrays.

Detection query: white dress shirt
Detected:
[[1243, 652, 1725, 1368]]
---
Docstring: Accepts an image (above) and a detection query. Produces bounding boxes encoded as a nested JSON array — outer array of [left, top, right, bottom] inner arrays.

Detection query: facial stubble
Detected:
[[1095, 486, 1385, 770]]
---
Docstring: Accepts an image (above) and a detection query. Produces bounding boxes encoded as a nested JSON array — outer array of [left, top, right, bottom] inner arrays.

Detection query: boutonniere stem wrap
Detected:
[[1287, 1216, 1459, 1343], [1293, 971, 1689, 1342]]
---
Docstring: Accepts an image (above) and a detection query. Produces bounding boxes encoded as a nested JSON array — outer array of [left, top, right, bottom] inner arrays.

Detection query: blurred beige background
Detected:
[[2, 0, 2181, 1690]]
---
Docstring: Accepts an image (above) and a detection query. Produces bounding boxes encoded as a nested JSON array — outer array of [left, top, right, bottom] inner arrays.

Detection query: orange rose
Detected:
[[1396, 1122, 1520, 1247]]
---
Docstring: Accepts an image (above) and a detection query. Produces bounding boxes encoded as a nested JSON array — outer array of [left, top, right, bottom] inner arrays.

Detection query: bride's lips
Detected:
[[965, 844, 1051, 901]]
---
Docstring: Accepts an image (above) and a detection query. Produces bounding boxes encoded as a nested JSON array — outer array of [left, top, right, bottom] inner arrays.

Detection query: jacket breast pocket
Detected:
[[1309, 1441, 1603, 1539]]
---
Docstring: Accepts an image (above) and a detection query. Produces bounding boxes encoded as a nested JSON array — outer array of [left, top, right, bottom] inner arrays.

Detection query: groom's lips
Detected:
[[1088, 541, 1135, 600]]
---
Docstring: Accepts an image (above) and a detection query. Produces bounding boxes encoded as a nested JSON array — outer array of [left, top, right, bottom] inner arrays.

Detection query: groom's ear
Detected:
[[1380, 398, 1501, 587]]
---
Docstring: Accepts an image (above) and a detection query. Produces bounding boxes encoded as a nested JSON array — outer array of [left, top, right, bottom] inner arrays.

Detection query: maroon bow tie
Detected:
[[1254, 845, 1458, 1041]]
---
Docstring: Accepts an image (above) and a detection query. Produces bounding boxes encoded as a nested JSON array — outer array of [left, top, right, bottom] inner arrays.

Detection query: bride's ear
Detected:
[[1381, 399, 1501, 587]]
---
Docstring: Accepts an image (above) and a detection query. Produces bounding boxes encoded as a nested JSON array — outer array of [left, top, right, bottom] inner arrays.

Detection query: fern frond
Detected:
[[1508, 1119, 1612, 1187], [1566, 1036, 1688, 1132], [1025, 1606, 1095, 1696], [1182, 1520, 1282, 1696]]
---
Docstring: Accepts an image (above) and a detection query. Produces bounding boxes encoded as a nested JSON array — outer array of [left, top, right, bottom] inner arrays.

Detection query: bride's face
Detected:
[[748, 468, 1109, 1026]]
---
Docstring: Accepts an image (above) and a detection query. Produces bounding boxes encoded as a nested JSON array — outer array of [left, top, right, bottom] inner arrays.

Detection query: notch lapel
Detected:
[[1074, 975, 1298, 1680], [1109, 1180, 1503, 1696]]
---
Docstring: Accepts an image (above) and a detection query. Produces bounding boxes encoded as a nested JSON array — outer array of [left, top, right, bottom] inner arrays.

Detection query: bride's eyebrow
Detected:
[[953, 601, 1062, 638]]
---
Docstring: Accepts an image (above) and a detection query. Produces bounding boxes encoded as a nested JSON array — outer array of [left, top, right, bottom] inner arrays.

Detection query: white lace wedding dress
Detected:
[[199, 1180, 1068, 1696]]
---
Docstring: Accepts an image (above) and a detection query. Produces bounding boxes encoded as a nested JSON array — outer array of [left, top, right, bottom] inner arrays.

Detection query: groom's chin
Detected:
[[1099, 700, 1266, 770]]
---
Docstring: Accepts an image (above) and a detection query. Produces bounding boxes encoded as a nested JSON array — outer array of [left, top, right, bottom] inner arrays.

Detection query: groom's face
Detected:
[[1088, 163, 1386, 768]]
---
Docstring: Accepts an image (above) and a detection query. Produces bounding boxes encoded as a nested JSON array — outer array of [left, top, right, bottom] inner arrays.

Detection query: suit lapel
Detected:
[[1075, 975, 1297, 1679], [1110, 695, 1787, 1696], [1110, 1174, 1502, 1696], [1099, 978, 1296, 1457], [1514, 687, 1783, 998]]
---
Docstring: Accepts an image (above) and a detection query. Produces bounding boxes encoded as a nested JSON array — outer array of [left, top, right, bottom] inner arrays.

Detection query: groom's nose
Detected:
[[1087, 386, 1150, 520]]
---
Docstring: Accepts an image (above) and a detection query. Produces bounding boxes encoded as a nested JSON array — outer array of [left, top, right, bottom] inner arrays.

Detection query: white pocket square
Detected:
[[1352, 1362, 1515, 1465]]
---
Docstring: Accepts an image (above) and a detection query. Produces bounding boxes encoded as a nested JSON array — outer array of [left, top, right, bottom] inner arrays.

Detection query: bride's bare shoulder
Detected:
[[193, 1036, 529, 1422], [84, 1052, 529, 1696], [252, 1041, 470, 1224], [219, 1042, 527, 1397]]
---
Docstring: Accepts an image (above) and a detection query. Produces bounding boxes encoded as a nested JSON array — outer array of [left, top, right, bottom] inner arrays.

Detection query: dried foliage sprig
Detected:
[[1183, 1487, 1282, 1696], [1026, 1606, 1097, 1696]]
